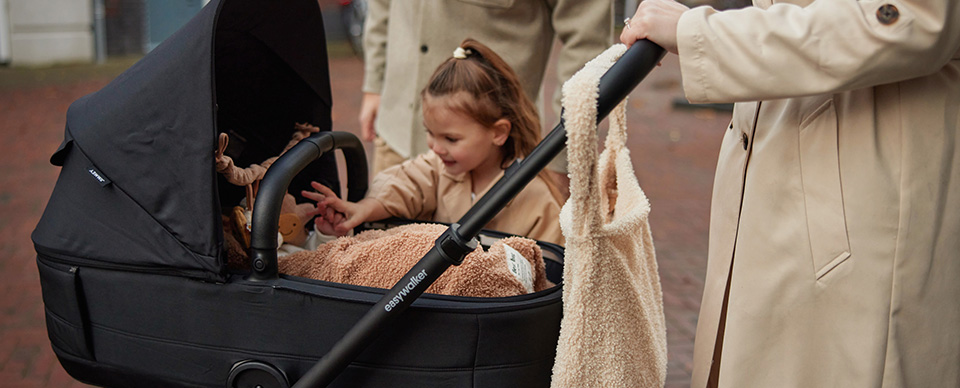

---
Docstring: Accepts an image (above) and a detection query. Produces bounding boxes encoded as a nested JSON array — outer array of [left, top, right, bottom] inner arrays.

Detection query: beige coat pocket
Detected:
[[799, 99, 851, 280]]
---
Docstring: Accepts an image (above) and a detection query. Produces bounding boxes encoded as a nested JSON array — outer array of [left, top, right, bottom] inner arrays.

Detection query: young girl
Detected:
[[305, 38, 564, 246]]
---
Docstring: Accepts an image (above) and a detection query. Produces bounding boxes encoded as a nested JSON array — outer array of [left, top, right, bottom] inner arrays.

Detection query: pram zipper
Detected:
[[34, 244, 226, 282]]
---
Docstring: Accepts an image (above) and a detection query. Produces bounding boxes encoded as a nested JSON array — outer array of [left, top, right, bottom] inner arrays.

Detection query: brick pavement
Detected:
[[0, 49, 728, 387]]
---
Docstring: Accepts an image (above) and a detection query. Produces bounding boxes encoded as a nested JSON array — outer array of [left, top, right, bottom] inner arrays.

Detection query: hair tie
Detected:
[[453, 47, 471, 59]]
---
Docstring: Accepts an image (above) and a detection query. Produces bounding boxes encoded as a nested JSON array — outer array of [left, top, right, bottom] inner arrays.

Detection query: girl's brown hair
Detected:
[[422, 38, 541, 167]]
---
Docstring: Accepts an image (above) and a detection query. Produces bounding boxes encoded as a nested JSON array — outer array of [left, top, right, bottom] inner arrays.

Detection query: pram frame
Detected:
[[241, 41, 667, 388]]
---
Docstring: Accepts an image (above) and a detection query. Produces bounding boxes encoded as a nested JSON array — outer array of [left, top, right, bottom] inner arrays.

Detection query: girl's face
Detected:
[[422, 94, 509, 178]]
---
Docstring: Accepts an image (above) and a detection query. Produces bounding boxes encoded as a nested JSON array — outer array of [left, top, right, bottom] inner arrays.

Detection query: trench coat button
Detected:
[[876, 4, 899, 25], [420, 45, 429, 53], [741, 132, 749, 150]]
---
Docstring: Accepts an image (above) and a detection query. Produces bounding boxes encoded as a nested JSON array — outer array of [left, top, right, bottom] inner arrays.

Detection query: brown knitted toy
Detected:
[[218, 123, 321, 264], [215, 122, 321, 187]]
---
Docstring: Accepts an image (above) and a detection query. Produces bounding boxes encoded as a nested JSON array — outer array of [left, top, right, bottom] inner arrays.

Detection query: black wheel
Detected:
[[227, 360, 289, 388]]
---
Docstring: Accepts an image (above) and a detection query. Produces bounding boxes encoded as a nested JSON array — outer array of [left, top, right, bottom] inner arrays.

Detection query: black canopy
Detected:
[[33, 0, 337, 281]]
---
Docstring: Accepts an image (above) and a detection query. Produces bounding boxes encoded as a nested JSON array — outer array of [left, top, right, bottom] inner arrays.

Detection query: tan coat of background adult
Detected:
[[368, 152, 564, 246], [362, 0, 613, 173], [675, 0, 960, 386]]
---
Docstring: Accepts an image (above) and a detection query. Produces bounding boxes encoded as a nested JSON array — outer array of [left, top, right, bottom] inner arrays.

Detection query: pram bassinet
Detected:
[[32, 0, 665, 386], [32, 1, 565, 386]]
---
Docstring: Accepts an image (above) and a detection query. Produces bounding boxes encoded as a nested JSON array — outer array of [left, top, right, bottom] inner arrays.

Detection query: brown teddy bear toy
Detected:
[[218, 123, 320, 269]]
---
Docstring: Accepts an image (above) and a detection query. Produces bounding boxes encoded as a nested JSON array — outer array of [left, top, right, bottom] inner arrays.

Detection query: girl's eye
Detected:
[[445, 137, 459, 143]]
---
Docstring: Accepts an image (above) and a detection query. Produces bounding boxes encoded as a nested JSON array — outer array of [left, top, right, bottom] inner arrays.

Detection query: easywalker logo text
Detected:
[[87, 167, 110, 187], [88, 168, 105, 183], [384, 269, 428, 312]]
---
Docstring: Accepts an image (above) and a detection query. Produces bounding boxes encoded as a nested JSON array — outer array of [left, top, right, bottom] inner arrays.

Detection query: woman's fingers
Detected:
[[358, 93, 381, 142], [619, 0, 686, 54]]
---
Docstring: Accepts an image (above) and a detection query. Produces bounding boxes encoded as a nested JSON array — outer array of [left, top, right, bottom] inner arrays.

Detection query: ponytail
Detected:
[[423, 38, 541, 166]]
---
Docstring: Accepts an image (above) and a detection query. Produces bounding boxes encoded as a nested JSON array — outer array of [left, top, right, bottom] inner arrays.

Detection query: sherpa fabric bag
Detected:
[[550, 44, 667, 388]]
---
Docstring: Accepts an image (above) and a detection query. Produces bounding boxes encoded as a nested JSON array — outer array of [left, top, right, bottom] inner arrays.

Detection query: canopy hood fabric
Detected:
[[33, 0, 335, 281]]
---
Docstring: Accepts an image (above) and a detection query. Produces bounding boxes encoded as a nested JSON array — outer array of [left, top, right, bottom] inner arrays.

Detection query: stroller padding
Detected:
[[37, 254, 562, 387]]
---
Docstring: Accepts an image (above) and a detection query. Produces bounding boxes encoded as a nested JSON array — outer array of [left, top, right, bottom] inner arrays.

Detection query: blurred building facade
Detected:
[[0, 0, 209, 66], [0, 0, 750, 67]]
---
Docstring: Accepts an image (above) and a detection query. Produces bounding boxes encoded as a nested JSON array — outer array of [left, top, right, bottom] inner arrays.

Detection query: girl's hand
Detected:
[[302, 181, 367, 236], [620, 0, 688, 54], [301, 187, 339, 236], [308, 202, 345, 236]]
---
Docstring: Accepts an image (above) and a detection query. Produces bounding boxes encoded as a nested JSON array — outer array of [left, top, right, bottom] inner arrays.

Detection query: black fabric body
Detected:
[[37, 254, 563, 388]]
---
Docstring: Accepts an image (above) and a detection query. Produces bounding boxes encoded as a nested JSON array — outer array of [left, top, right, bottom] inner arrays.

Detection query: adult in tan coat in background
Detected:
[[360, 0, 613, 181], [622, 0, 960, 387]]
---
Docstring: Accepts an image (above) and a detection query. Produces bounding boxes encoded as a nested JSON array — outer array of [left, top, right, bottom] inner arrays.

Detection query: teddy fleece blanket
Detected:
[[278, 223, 551, 298]]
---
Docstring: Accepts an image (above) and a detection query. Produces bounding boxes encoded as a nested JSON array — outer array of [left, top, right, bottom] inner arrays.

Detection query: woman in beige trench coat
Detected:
[[622, 0, 960, 387]]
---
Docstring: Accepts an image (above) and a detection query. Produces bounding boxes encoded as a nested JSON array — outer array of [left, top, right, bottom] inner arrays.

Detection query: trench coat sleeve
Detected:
[[361, 0, 389, 94], [547, 0, 614, 109], [677, 0, 960, 103], [367, 153, 440, 220]]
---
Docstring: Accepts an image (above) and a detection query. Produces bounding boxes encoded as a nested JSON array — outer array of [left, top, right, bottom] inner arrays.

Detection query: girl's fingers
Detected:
[[323, 197, 351, 214], [307, 181, 355, 234], [314, 218, 338, 236], [301, 189, 326, 202], [324, 207, 339, 223], [302, 206, 323, 218], [335, 213, 365, 235], [309, 183, 351, 211], [310, 181, 339, 198]]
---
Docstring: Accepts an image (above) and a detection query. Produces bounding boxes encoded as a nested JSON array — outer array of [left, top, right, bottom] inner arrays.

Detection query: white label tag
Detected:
[[87, 166, 111, 187], [504, 244, 534, 293]]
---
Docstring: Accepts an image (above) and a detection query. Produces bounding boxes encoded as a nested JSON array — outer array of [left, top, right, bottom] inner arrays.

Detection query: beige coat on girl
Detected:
[[677, 0, 960, 386], [368, 152, 564, 246]]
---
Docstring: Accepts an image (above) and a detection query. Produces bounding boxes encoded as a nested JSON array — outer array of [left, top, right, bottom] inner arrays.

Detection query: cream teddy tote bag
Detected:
[[550, 44, 667, 388]]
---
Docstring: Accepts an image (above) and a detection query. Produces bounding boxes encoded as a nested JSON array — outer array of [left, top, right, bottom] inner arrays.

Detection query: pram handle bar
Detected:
[[249, 131, 368, 281], [293, 40, 666, 388]]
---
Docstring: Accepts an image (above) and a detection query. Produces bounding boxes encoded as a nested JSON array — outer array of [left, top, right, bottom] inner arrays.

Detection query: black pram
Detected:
[[31, 0, 664, 387]]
